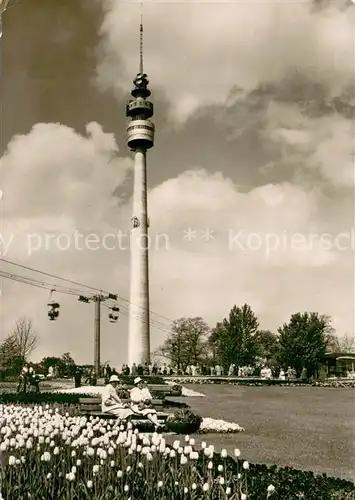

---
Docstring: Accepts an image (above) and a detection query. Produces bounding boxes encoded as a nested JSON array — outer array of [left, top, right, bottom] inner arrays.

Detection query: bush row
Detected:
[[0, 392, 88, 405], [0, 392, 188, 409]]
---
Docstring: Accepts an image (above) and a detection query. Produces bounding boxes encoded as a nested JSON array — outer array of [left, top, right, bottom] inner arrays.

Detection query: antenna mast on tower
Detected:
[[139, 2, 144, 75]]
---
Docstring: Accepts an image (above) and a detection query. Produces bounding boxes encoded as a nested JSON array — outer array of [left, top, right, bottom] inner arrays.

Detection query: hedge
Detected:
[[0, 392, 90, 405]]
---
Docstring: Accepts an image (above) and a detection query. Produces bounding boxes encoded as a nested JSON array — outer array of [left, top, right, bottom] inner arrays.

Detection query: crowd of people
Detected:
[[102, 363, 299, 380], [15, 361, 301, 394]]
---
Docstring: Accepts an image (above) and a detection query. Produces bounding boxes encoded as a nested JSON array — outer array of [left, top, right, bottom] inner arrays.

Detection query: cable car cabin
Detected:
[[48, 302, 60, 321], [108, 306, 119, 323]]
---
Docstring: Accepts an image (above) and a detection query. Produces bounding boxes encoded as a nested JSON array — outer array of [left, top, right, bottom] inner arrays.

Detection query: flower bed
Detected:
[[312, 380, 355, 388], [199, 418, 244, 434], [0, 405, 353, 499], [165, 377, 355, 388], [165, 377, 311, 386]]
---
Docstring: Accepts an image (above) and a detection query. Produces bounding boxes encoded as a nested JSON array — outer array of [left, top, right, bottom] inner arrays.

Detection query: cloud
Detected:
[[0, 124, 352, 365], [96, 0, 354, 120], [0, 121, 131, 223], [262, 102, 354, 187]]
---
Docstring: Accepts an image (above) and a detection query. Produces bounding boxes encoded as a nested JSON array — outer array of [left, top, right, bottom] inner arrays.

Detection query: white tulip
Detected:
[[180, 455, 188, 465], [173, 440, 180, 450], [267, 484, 275, 494]]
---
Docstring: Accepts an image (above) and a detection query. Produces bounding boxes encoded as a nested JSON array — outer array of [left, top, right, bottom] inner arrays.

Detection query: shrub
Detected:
[[166, 408, 202, 434], [170, 384, 183, 396]]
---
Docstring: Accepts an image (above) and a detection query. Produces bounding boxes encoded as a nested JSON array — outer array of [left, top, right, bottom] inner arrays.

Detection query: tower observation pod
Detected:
[[126, 82, 155, 150], [126, 17, 154, 366]]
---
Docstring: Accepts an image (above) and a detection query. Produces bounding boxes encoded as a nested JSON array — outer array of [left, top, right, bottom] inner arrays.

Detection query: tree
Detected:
[[60, 352, 76, 377], [156, 317, 210, 369], [254, 330, 280, 363], [208, 323, 224, 364], [9, 317, 39, 359], [61, 352, 75, 365], [0, 317, 38, 375], [213, 304, 259, 372], [327, 333, 355, 353], [0, 335, 25, 375], [40, 356, 63, 375], [278, 312, 333, 378]]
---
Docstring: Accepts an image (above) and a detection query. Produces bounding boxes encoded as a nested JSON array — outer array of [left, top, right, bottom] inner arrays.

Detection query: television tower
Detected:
[[126, 9, 154, 365]]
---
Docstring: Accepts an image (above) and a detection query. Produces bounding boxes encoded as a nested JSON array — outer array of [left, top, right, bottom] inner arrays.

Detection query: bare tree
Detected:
[[327, 333, 355, 353], [156, 317, 210, 370], [9, 317, 39, 359]]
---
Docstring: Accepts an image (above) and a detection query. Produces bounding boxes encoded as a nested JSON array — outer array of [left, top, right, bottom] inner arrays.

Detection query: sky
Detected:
[[0, 0, 354, 366]]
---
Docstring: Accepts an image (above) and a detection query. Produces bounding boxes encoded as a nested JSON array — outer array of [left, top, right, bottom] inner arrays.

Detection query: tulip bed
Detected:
[[0, 405, 354, 500]]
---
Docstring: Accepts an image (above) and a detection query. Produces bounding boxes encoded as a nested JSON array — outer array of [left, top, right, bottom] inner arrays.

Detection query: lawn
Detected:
[[177, 384, 355, 482]]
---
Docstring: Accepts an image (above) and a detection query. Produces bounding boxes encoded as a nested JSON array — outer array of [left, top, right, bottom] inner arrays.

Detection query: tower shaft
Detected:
[[128, 149, 150, 365], [126, 15, 154, 366]]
